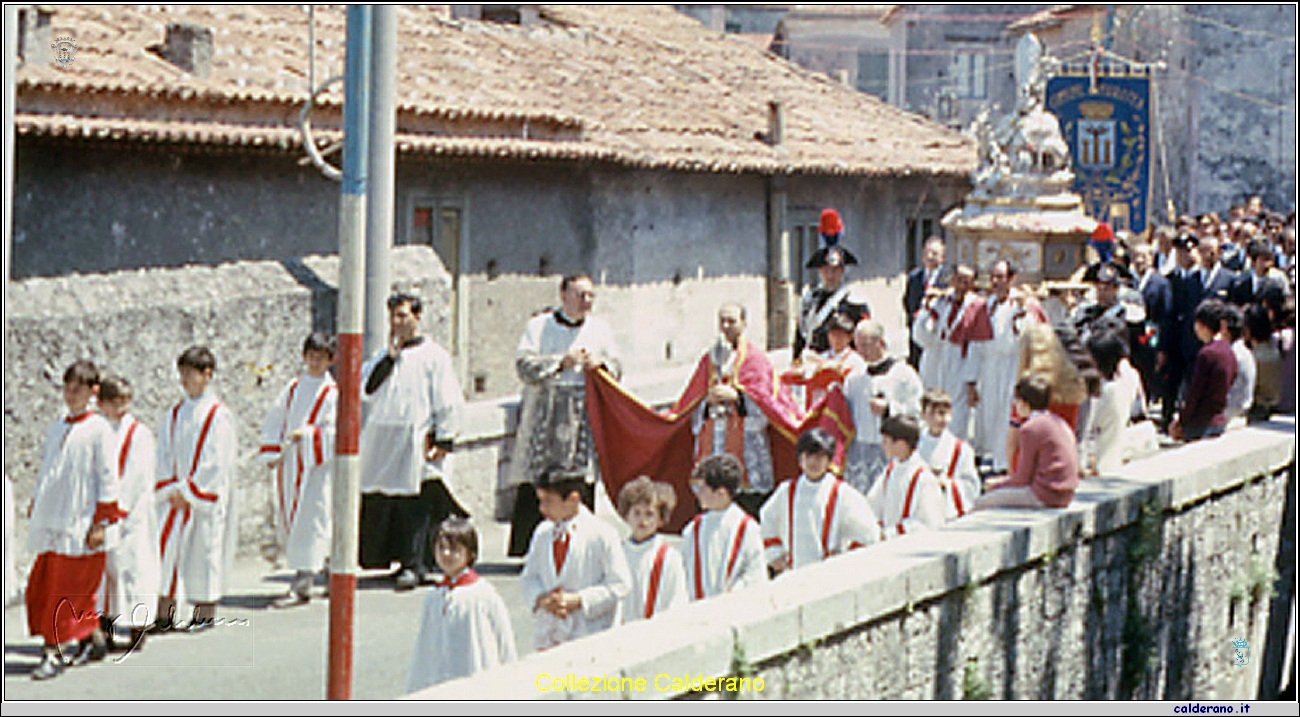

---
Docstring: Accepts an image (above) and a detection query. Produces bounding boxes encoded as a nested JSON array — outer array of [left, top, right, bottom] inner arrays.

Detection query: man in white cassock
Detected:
[[508, 273, 621, 557], [156, 347, 239, 632], [976, 260, 1042, 472], [760, 429, 879, 575], [912, 265, 991, 443], [842, 319, 923, 495], [258, 333, 338, 607], [98, 376, 160, 650], [359, 294, 466, 592]]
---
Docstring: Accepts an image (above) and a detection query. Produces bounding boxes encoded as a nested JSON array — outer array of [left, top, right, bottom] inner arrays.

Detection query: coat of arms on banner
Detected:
[[1077, 102, 1116, 170]]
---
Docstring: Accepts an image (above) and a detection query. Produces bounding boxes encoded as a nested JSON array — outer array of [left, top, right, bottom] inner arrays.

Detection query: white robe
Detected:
[[259, 373, 336, 571], [759, 474, 880, 572], [621, 534, 689, 622], [842, 357, 923, 494], [519, 505, 631, 650], [912, 293, 986, 442], [104, 414, 161, 627], [156, 392, 238, 605], [406, 571, 518, 693], [976, 295, 1034, 469], [1082, 360, 1143, 476], [680, 503, 766, 600], [28, 412, 119, 557], [360, 339, 463, 496], [866, 453, 947, 539], [917, 429, 981, 521]]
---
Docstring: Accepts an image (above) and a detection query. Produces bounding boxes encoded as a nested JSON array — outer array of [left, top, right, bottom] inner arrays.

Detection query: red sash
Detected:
[[692, 513, 753, 600], [644, 542, 670, 619], [946, 440, 966, 517]]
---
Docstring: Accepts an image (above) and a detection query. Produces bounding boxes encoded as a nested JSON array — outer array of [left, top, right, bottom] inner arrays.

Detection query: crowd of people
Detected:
[[14, 199, 1295, 691]]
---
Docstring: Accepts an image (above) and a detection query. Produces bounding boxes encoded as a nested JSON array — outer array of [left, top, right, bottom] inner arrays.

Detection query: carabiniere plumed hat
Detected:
[[806, 208, 860, 269]]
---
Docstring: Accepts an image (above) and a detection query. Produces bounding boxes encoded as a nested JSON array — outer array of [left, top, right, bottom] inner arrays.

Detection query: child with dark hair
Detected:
[[1081, 329, 1143, 475], [407, 518, 517, 693], [917, 388, 981, 520], [681, 454, 767, 599], [156, 345, 238, 632], [26, 360, 122, 679], [259, 333, 338, 608], [976, 375, 1080, 510], [866, 416, 946, 538], [1171, 300, 1238, 441], [98, 375, 160, 652], [617, 476, 688, 621], [760, 428, 878, 574], [1245, 302, 1281, 420], [519, 467, 630, 650]]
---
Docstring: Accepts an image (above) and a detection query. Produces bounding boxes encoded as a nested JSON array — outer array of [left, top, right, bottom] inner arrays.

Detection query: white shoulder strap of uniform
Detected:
[[803, 285, 851, 337]]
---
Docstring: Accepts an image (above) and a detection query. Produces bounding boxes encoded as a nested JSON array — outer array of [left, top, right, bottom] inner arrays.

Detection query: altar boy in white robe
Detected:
[[681, 454, 767, 599], [760, 428, 879, 576], [407, 518, 517, 693], [99, 376, 160, 652], [156, 346, 239, 632], [917, 389, 982, 521], [259, 333, 337, 608], [520, 468, 631, 650], [26, 360, 123, 680], [867, 415, 947, 539], [617, 476, 688, 622]]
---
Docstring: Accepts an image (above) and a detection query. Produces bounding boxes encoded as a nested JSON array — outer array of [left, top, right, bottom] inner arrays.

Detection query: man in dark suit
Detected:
[[1160, 233, 1204, 430], [1229, 239, 1288, 306], [1196, 235, 1237, 303], [1131, 242, 1173, 402], [903, 236, 950, 369]]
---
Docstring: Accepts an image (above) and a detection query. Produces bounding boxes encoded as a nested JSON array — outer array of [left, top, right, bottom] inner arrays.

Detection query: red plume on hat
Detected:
[[1091, 223, 1115, 243], [806, 207, 858, 268], [819, 208, 844, 240]]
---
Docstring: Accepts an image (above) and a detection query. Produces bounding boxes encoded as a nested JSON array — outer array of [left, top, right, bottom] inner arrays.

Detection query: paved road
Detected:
[[3, 519, 601, 700]]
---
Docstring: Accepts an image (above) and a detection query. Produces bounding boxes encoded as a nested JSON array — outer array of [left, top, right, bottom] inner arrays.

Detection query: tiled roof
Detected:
[[1006, 5, 1097, 33], [18, 4, 975, 177]]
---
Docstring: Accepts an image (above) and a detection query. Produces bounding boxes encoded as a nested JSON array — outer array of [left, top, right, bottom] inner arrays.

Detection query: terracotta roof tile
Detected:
[[18, 4, 976, 177]]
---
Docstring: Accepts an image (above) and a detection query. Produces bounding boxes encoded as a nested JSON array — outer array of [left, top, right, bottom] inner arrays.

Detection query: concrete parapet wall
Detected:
[[410, 422, 1295, 701]]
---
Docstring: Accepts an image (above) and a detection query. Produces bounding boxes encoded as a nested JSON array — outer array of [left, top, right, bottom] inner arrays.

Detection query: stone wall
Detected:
[[410, 422, 1296, 701]]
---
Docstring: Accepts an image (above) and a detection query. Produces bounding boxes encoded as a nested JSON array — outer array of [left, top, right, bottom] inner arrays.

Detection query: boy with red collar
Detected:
[[618, 476, 688, 621], [25, 360, 123, 680], [682, 454, 767, 598], [866, 415, 947, 538], [760, 428, 878, 575], [407, 518, 517, 693], [520, 468, 631, 650]]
